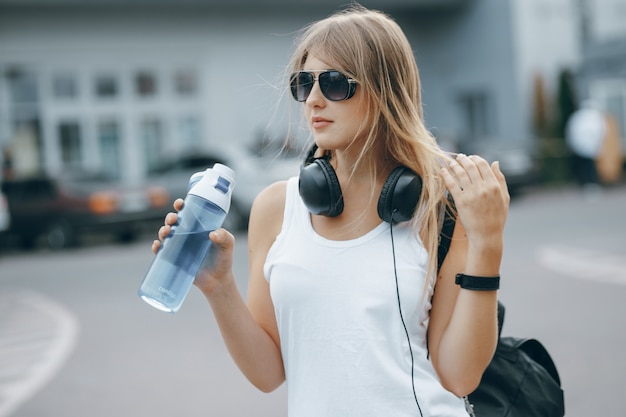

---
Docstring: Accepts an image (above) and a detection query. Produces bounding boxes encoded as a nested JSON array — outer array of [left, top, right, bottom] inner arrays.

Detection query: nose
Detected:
[[305, 79, 326, 107]]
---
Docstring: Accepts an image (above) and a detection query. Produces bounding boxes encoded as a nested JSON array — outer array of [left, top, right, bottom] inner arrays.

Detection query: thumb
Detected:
[[199, 228, 235, 279], [491, 161, 510, 197], [209, 228, 235, 249], [491, 160, 506, 182]]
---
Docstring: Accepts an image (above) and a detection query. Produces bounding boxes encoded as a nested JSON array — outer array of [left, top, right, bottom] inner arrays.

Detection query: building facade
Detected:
[[578, 0, 626, 144], [0, 0, 610, 184]]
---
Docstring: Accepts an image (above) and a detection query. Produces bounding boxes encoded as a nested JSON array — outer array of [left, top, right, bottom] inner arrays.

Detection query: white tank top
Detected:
[[264, 177, 468, 417]]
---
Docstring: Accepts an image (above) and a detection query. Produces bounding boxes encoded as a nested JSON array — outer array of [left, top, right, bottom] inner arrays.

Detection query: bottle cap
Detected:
[[188, 164, 236, 212]]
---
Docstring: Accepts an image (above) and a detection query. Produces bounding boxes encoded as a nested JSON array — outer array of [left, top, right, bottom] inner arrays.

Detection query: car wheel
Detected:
[[46, 221, 77, 250]]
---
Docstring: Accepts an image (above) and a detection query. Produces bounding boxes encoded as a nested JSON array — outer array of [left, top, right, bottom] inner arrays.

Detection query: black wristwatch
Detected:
[[455, 273, 500, 291]]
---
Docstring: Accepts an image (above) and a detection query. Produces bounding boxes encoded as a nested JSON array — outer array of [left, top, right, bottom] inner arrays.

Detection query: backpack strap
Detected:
[[437, 201, 456, 271], [426, 200, 456, 359]]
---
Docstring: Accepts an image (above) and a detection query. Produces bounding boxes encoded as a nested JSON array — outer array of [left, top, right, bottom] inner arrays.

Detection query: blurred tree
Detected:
[[546, 68, 580, 184], [533, 69, 581, 185], [556, 69, 578, 139], [532, 72, 550, 138]]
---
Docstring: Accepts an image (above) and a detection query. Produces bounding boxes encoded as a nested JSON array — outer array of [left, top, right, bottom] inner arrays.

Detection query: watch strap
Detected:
[[455, 273, 500, 291]]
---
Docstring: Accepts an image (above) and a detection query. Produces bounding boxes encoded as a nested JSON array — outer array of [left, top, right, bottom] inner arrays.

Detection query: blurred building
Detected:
[[0, 0, 621, 184], [577, 0, 626, 141]]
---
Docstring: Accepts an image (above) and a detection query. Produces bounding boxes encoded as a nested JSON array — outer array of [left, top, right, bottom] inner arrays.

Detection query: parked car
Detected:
[[0, 173, 170, 249], [150, 145, 301, 231], [457, 139, 539, 197]]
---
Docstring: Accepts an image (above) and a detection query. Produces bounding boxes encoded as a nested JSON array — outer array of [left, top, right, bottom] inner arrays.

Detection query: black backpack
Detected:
[[465, 302, 565, 417], [438, 209, 565, 417]]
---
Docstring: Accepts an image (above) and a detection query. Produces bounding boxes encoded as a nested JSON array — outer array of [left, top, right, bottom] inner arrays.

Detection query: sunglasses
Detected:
[[289, 70, 357, 102]]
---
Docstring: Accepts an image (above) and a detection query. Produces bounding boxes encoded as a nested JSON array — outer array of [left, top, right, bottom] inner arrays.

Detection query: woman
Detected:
[[154, 5, 509, 416]]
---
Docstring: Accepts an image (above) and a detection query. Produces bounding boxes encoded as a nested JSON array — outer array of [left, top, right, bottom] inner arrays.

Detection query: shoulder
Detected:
[[250, 180, 289, 222], [248, 180, 289, 249]]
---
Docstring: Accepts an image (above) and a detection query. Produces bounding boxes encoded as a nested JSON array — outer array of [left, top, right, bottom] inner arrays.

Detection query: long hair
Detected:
[[289, 5, 455, 286]]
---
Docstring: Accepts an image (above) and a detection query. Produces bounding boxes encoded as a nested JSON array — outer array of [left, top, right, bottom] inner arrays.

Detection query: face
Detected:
[[300, 55, 370, 153]]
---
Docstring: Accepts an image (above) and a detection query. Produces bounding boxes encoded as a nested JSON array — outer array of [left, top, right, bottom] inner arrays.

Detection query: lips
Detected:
[[311, 116, 332, 129]]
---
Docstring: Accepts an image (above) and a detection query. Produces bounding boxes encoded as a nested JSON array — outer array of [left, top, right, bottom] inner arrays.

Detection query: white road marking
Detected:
[[0, 290, 80, 417], [536, 244, 626, 285]]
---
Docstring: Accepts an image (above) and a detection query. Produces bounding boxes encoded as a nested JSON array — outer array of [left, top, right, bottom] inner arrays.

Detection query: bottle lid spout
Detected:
[[188, 164, 236, 212]]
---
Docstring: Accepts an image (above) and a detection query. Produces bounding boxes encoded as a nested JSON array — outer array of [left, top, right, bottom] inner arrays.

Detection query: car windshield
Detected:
[[150, 155, 224, 174]]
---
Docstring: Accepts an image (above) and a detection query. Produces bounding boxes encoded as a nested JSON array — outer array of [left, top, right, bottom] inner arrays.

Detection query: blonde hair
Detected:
[[289, 5, 455, 284]]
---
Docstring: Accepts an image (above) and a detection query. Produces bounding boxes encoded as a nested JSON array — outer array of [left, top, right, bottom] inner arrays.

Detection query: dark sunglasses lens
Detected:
[[319, 71, 349, 101], [290, 72, 314, 102]]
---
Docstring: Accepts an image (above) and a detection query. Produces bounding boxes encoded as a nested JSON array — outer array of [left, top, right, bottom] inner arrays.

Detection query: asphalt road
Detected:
[[0, 184, 625, 417]]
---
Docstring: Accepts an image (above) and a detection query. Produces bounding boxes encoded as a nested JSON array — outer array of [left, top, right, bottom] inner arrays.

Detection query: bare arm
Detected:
[[428, 154, 509, 397], [152, 182, 287, 392]]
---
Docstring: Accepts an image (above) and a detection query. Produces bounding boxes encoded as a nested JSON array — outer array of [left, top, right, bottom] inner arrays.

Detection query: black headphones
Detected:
[[298, 144, 423, 223]]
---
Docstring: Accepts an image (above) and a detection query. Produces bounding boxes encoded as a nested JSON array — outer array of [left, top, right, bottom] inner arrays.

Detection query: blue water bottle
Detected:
[[138, 163, 236, 313]]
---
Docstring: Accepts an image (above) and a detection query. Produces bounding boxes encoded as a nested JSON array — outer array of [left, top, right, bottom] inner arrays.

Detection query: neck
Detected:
[[331, 148, 395, 188]]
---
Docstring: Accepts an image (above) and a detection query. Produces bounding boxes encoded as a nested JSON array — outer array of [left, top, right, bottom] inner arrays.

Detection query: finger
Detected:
[[151, 239, 161, 254], [447, 157, 470, 187], [165, 212, 178, 226], [455, 153, 485, 183], [173, 198, 184, 211], [158, 224, 171, 241], [441, 167, 464, 199], [468, 155, 493, 179]]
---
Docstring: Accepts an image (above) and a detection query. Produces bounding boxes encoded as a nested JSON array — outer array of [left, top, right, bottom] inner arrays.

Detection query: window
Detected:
[[52, 73, 78, 100], [98, 120, 121, 180], [6, 68, 39, 104], [136, 71, 157, 97], [141, 118, 163, 173], [174, 69, 198, 96], [95, 74, 118, 98], [58, 121, 82, 169], [458, 91, 493, 139], [5, 70, 42, 168], [177, 115, 201, 150]]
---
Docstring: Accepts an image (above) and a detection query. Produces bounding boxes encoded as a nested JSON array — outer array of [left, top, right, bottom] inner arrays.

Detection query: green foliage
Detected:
[[555, 69, 578, 140]]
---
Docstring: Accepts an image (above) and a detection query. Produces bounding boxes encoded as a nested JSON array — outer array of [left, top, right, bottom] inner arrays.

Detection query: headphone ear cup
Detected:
[[298, 158, 344, 217], [377, 167, 422, 223]]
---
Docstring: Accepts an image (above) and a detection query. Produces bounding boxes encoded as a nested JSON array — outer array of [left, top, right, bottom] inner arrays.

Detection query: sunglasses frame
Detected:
[[290, 70, 358, 102]]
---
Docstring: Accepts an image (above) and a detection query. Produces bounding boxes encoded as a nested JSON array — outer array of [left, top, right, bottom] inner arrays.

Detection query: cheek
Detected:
[[349, 98, 372, 131], [303, 106, 315, 129], [353, 93, 372, 122], [337, 110, 369, 140]]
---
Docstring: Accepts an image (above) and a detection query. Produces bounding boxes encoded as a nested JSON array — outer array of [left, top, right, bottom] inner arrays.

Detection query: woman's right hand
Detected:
[[151, 198, 184, 254], [151, 197, 237, 294]]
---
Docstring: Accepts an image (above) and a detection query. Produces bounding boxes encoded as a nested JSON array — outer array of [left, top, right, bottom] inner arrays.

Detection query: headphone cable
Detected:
[[390, 217, 424, 417]]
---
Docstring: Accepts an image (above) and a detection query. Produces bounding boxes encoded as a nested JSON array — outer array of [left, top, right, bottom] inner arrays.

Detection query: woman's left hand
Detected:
[[441, 153, 510, 249]]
